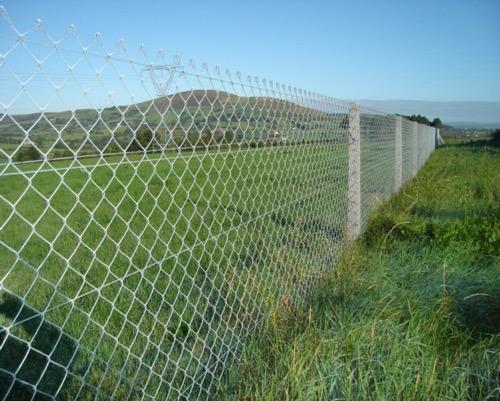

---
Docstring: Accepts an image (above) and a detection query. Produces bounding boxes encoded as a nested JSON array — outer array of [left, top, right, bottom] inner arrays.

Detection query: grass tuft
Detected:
[[217, 140, 500, 401]]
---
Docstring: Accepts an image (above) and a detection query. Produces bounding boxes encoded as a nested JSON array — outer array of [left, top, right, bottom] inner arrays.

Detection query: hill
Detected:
[[447, 121, 500, 129], [0, 90, 346, 159]]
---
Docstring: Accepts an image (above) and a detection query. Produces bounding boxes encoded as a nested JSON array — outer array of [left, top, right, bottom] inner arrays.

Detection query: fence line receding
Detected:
[[0, 7, 437, 401]]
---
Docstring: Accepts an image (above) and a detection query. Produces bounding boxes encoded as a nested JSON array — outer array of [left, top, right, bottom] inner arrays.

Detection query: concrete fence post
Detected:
[[394, 116, 403, 193], [347, 102, 361, 241], [412, 121, 418, 177]]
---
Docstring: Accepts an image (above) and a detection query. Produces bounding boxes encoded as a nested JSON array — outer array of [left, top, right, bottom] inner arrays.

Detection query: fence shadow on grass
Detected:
[[0, 292, 77, 400], [270, 212, 342, 245], [452, 275, 500, 339]]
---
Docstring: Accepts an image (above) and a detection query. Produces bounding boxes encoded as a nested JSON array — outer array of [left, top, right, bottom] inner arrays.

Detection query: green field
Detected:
[[0, 95, 410, 400], [217, 139, 500, 401], [0, 143, 355, 400], [0, 90, 349, 161]]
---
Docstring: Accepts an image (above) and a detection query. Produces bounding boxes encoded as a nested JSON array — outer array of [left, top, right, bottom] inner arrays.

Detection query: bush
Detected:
[[52, 149, 73, 159], [223, 130, 235, 145], [128, 127, 157, 152], [15, 145, 42, 162], [201, 129, 214, 148]]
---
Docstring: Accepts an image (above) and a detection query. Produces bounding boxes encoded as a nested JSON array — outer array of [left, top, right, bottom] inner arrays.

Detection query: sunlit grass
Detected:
[[217, 140, 500, 401], [0, 143, 352, 400]]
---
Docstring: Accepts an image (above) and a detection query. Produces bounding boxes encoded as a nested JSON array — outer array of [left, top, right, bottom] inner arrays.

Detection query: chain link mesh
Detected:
[[0, 7, 436, 400]]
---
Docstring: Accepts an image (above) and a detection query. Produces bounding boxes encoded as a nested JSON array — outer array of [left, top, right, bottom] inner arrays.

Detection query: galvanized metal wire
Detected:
[[0, 7, 436, 400]]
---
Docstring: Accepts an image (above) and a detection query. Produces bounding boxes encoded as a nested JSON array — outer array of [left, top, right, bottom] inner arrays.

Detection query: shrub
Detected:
[[53, 149, 73, 159], [104, 143, 122, 154], [128, 127, 157, 152], [15, 145, 42, 162], [201, 129, 214, 148], [223, 130, 235, 145]]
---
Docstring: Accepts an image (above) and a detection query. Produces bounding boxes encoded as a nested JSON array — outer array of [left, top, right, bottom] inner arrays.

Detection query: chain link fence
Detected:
[[0, 7, 437, 400]]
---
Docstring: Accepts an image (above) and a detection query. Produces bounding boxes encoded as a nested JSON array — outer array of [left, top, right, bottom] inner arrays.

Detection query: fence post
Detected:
[[394, 116, 403, 193], [347, 102, 361, 241], [412, 121, 418, 177]]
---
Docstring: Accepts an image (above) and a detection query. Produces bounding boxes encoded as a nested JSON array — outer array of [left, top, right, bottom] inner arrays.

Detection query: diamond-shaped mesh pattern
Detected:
[[0, 8, 436, 400]]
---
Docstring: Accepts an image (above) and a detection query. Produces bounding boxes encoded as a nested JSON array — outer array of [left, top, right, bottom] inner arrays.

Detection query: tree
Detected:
[[201, 129, 214, 148], [104, 143, 122, 154], [431, 118, 443, 128], [402, 114, 443, 128], [223, 129, 235, 146], [128, 127, 157, 152], [54, 140, 69, 149], [15, 145, 42, 162], [404, 114, 431, 126]]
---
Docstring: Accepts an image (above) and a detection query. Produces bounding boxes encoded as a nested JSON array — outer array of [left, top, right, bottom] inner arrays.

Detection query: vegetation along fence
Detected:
[[0, 6, 437, 401]]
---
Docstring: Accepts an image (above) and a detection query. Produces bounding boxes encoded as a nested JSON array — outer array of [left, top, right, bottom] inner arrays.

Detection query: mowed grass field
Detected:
[[0, 142, 356, 400], [217, 140, 499, 401]]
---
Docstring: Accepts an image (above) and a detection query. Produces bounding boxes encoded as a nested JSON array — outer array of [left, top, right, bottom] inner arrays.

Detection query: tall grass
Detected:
[[217, 140, 499, 401]]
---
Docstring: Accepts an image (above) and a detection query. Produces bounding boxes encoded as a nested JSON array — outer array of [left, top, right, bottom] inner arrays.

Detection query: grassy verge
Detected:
[[217, 140, 500, 401]]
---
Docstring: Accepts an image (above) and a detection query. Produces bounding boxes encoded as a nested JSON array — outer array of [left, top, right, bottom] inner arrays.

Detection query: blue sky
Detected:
[[1, 0, 499, 106]]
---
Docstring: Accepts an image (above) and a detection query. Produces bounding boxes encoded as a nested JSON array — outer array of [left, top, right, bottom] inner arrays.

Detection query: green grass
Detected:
[[0, 125, 423, 400], [0, 143, 354, 400], [216, 140, 500, 401]]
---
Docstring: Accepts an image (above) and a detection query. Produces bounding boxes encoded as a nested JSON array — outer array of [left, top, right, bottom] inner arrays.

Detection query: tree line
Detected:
[[399, 114, 443, 128]]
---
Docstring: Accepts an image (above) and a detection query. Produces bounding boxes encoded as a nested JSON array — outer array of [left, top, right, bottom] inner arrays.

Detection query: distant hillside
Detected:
[[446, 121, 500, 129], [0, 89, 324, 131], [0, 90, 346, 158]]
